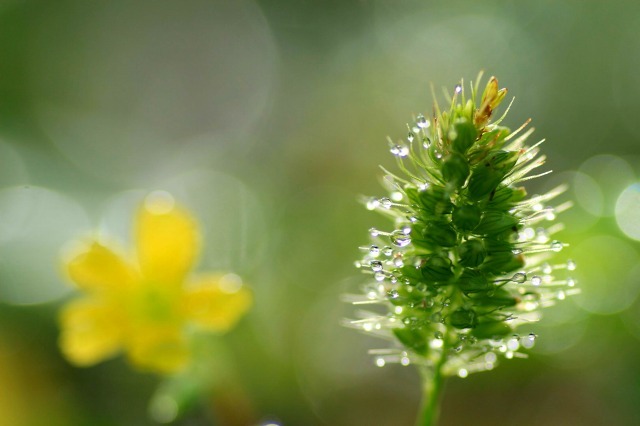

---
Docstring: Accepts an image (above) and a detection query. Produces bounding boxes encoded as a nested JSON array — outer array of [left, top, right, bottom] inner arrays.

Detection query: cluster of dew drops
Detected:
[[351, 105, 579, 374]]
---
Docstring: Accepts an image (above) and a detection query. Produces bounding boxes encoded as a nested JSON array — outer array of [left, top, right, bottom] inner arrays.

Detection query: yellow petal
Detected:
[[65, 241, 137, 292], [136, 193, 200, 285], [125, 326, 189, 374], [59, 299, 124, 367], [183, 274, 252, 332]]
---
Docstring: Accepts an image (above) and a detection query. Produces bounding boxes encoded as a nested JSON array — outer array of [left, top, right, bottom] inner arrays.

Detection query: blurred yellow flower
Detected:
[[59, 192, 252, 374]]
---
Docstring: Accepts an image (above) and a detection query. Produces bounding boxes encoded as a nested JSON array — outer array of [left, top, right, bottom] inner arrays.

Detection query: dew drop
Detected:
[[531, 275, 542, 286], [369, 245, 380, 257], [354, 261, 362, 268], [430, 338, 444, 349], [485, 352, 497, 363], [374, 272, 386, 282], [388, 289, 399, 299], [399, 146, 410, 157], [382, 246, 393, 256], [366, 197, 380, 210], [401, 226, 412, 235], [567, 277, 576, 287], [521, 333, 536, 349], [454, 84, 462, 94], [407, 132, 415, 142], [393, 257, 404, 267], [401, 356, 411, 366], [567, 259, 576, 271], [394, 306, 403, 315], [370, 260, 383, 272], [391, 191, 404, 202], [434, 331, 443, 339], [380, 197, 392, 209], [545, 208, 556, 221], [512, 272, 527, 283], [423, 138, 432, 149], [375, 357, 386, 367], [557, 290, 566, 300], [416, 114, 430, 129], [536, 227, 549, 243], [412, 125, 420, 133], [550, 240, 563, 252], [390, 230, 411, 247], [524, 228, 535, 239], [369, 228, 379, 237], [541, 262, 552, 274], [512, 248, 523, 255], [418, 182, 429, 191], [507, 338, 520, 351]]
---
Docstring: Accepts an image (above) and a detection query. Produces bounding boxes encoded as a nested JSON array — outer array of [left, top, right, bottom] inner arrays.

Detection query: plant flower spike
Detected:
[[59, 191, 252, 374], [347, 75, 578, 425]]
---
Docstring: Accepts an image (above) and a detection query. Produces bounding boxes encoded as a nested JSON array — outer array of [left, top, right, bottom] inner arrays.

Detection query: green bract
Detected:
[[348, 75, 578, 382]]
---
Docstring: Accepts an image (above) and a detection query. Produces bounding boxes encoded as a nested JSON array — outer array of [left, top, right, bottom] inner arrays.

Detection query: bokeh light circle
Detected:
[[27, 0, 277, 184], [578, 155, 635, 217], [615, 183, 640, 241], [570, 235, 640, 315], [0, 186, 90, 304]]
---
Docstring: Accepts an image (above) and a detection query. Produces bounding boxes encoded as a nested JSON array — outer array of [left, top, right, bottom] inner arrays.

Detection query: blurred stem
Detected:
[[416, 350, 447, 426]]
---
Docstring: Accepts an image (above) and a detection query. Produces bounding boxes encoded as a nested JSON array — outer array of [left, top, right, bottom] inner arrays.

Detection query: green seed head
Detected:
[[349, 74, 577, 378]]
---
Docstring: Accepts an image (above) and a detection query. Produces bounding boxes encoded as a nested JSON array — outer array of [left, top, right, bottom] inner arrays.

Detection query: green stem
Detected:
[[416, 347, 447, 426]]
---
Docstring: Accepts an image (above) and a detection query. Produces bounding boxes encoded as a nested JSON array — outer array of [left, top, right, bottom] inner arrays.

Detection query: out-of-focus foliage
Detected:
[[0, 0, 639, 425]]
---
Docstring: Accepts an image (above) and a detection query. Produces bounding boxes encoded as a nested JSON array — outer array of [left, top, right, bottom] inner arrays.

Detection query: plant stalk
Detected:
[[416, 352, 447, 426]]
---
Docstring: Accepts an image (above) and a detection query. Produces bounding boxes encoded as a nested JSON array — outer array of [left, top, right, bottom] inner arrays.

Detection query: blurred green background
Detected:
[[1, 0, 640, 425]]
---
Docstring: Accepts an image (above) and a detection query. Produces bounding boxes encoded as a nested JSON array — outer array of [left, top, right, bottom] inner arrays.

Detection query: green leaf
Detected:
[[451, 119, 478, 154], [471, 322, 512, 339], [452, 205, 482, 232], [458, 239, 486, 267], [393, 327, 429, 356], [442, 153, 470, 189], [449, 308, 477, 329]]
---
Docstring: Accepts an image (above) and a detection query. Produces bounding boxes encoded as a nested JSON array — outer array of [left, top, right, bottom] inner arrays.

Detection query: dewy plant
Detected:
[[347, 74, 578, 425]]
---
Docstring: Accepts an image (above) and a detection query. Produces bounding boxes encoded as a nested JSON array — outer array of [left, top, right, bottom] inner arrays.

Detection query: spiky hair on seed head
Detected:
[[345, 73, 578, 377]]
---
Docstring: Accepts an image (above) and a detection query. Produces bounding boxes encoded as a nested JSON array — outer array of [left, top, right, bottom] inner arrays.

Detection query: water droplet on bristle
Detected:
[[390, 145, 409, 157], [531, 275, 542, 286], [512, 272, 527, 283], [416, 114, 430, 129], [390, 230, 411, 247], [369, 245, 380, 257], [382, 246, 393, 256], [374, 272, 385, 282], [567, 259, 576, 271], [551, 241, 563, 252], [366, 197, 379, 210], [369, 228, 379, 237], [454, 84, 462, 94], [370, 260, 383, 272], [380, 198, 392, 209], [407, 132, 415, 142]]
